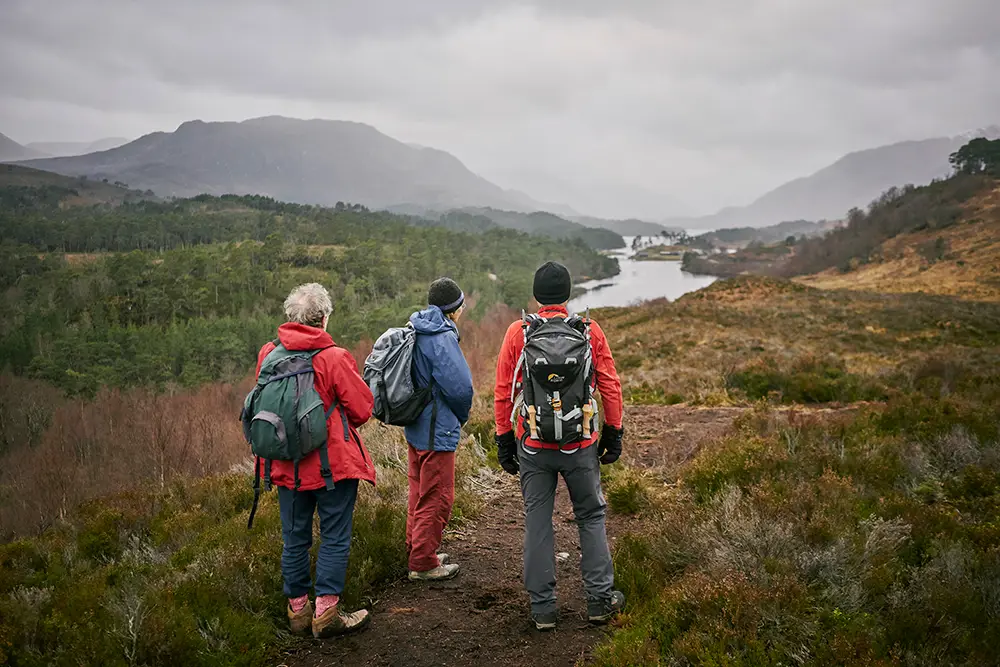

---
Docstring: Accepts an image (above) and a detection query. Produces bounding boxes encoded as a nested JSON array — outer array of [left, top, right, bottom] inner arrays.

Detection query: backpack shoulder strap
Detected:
[[307, 343, 337, 359]]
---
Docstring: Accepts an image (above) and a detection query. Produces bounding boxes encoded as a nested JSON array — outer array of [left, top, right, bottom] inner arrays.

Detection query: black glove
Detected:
[[495, 431, 519, 476], [597, 424, 623, 465]]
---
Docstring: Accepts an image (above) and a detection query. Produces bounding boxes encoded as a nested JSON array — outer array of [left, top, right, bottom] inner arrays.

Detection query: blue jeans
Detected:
[[277, 480, 359, 598]]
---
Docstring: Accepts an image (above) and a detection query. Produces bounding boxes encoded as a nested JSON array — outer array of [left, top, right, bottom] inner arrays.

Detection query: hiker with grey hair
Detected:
[[248, 283, 375, 638]]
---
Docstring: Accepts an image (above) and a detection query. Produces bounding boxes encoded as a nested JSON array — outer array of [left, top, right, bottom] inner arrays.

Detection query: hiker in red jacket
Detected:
[[254, 283, 375, 638], [493, 262, 626, 631]]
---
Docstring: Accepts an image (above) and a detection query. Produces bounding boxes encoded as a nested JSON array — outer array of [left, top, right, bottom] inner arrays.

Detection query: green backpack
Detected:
[[241, 340, 346, 528]]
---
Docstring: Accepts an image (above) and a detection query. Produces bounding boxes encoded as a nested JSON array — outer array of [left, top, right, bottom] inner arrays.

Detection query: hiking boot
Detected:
[[588, 591, 625, 624], [408, 563, 460, 582], [312, 605, 370, 638], [437, 553, 450, 565], [287, 599, 313, 635], [532, 610, 558, 631]]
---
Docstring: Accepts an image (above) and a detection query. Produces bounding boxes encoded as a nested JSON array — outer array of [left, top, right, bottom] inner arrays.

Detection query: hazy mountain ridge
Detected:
[[0, 133, 47, 161], [693, 219, 843, 249], [25, 137, 130, 157], [570, 215, 678, 237], [16, 116, 556, 212], [672, 126, 1000, 230]]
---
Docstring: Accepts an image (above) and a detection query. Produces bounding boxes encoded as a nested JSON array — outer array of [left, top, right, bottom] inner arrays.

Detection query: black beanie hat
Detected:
[[428, 277, 465, 314], [533, 261, 572, 305]]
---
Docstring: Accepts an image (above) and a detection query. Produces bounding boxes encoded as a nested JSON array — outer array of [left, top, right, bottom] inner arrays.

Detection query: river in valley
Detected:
[[568, 237, 717, 312]]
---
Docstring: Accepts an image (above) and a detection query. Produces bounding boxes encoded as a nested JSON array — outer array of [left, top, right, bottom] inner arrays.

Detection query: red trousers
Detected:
[[406, 446, 456, 572]]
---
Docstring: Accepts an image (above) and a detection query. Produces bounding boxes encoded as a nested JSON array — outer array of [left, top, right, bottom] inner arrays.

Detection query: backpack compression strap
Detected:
[[248, 457, 263, 529], [316, 399, 347, 492]]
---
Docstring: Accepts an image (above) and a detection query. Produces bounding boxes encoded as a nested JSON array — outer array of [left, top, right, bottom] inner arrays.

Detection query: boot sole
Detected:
[[588, 612, 619, 624], [408, 568, 460, 582], [534, 621, 557, 631], [313, 612, 371, 639]]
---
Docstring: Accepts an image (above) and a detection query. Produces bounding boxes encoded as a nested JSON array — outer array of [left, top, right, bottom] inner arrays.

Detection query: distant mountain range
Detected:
[[672, 126, 1000, 230], [25, 137, 130, 157], [8, 117, 997, 235], [14, 116, 557, 212], [0, 133, 46, 161]]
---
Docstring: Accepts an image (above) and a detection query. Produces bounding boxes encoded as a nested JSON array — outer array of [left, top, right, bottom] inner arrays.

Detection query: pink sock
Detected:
[[289, 595, 309, 613], [315, 594, 340, 617]]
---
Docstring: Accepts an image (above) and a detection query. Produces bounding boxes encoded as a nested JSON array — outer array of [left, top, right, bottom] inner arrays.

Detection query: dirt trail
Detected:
[[280, 405, 742, 667]]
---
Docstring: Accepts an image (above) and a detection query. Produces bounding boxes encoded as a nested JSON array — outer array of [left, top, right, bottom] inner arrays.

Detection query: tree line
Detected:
[[1, 193, 618, 396]]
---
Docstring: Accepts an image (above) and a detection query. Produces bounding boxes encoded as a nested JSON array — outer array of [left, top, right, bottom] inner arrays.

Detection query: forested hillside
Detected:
[[0, 191, 617, 397], [401, 206, 625, 250]]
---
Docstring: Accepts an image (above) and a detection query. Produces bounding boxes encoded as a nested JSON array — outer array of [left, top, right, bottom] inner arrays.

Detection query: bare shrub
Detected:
[[931, 425, 981, 474], [0, 375, 249, 538], [105, 586, 152, 667], [694, 486, 798, 579]]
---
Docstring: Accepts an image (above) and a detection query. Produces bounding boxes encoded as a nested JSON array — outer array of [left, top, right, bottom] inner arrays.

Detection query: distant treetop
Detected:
[[949, 137, 1000, 176]]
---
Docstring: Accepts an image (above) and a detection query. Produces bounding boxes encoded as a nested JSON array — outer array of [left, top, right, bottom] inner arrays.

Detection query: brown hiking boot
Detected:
[[287, 599, 314, 635], [312, 605, 371, 638]]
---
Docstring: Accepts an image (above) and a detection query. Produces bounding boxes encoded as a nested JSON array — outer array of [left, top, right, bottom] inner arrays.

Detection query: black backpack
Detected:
[[513, 311, 597, 447]]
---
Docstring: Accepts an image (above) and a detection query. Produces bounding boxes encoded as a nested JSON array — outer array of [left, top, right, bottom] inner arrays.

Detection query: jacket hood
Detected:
[[410, 306, 457, 336], [538, 305, 570, 318], [277, 322, 336, 351]]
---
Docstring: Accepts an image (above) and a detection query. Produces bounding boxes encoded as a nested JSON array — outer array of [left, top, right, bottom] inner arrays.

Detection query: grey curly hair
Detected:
[[283, 283, 333, 327]]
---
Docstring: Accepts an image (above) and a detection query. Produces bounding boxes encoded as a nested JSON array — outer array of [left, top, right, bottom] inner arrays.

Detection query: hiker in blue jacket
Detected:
[[404, 278, 475, 582]]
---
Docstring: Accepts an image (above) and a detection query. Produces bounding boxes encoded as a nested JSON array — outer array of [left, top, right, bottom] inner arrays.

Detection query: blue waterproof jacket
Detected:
[[404, 306, 475, 452]]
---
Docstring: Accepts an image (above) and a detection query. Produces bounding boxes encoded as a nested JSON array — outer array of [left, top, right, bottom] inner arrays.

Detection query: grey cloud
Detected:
[[2, 0, 998, 217]]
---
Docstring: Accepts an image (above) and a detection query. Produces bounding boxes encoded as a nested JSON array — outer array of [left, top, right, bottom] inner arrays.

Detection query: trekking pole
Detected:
[[582, 307, 594, 438]]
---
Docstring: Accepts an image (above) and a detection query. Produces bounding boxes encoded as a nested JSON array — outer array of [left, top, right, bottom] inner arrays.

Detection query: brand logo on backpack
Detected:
[[512, 311, 597, 447]]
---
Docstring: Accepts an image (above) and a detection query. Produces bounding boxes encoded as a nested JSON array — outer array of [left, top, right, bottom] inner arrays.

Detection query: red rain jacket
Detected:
[[255, 322, 376, 489], [494, 305, 623, 450]]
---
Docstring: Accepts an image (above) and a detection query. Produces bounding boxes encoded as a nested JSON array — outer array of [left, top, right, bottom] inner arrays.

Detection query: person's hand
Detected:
[[495, 431, 519, 476], [597, 424, 623, 465]]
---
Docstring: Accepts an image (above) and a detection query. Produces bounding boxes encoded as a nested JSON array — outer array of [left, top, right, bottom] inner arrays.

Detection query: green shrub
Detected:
[[0, 473, 410, 666], [725, 355, 889, 404], [598, 396, 1000, 666], [606, 471, 652, 515]]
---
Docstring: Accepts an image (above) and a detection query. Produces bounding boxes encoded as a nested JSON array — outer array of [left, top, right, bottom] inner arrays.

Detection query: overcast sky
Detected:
[[2, 0, 998, 218]]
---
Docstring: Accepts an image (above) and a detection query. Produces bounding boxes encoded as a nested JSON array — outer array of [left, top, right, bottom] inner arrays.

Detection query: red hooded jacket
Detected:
[[255, 322, 376, 489], [494, 305, 623, 450]]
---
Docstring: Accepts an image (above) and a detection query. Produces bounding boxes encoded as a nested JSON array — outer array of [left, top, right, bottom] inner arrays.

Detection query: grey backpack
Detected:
[[364, 325, 435, 426]]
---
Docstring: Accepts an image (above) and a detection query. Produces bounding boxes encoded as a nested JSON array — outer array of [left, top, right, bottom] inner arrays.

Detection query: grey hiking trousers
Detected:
[[518, 441, 614, 614]]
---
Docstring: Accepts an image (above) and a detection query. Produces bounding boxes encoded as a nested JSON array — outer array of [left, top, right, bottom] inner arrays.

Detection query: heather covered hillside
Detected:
[[684, 143, 1000, 303]]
